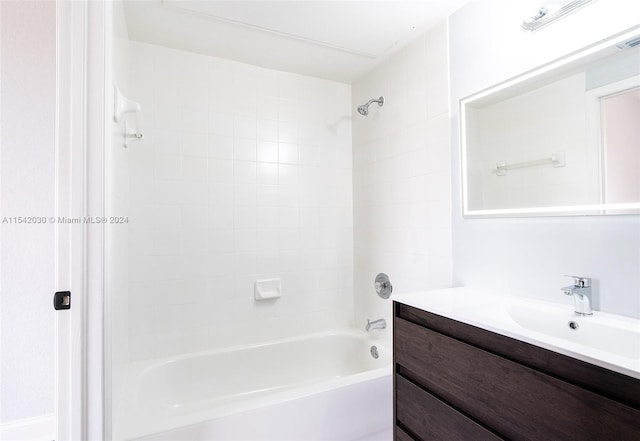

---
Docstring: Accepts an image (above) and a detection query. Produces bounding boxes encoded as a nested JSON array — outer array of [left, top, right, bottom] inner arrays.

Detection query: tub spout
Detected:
[[366, 318, 386, 332]]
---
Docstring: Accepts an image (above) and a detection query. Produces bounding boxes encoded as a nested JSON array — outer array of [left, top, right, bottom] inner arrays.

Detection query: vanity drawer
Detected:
[[395, 302, 640, 409], [396, 375, 502, 441], [394, 426, 414, 441], [394, 317, 640, 440]]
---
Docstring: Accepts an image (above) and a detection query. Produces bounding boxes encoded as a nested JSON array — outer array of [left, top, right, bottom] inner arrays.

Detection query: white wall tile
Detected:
[[181, 229, 208, 255], [151, 205, 181, 230], [129, 334, 157, 361], [155, 104, 182, 131], [209, 182, 234, 207], [352, 23, 452, 350], [234, 205, 257, 229], [209, 113, 234, 137], [257, 141, 278, 163], [257, 96, 279, 119], [152, 229, 181, 256], [234, 183, 257, 206], [155, 304, 183, 332], [234, 229, 258, 253], [234, 138, 257, 162], [209, 208, 234, 229], [209, 159, 233, 184], [278, 142, 299, 164], [154, 129, 182, 155], [257, 163, 278, 185], [299, 144, 321, 166], [257, 184, 279, 207], [153, 181, 183, 205], [278, 164, 298, 185], [257, 206, 279, 229], [181, 181, 208, 205], [127, 41, 353, 361], [155, 83, 182, 108], [182, 132, 208, 157], [183, 109, 208, 132], [234, 161, 257, 184], [208, 134, 234, 159], [258, 118, 278, 143], [153, 154, 181, 180], [278, 121, 298, 143], [180, 204, 207, 230], [182, 156, 207, 180], [278, 185, 299, 207], [235, 115, 257, 140]]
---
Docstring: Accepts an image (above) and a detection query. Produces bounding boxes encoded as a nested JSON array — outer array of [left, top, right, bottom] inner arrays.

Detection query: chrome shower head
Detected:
[[357, 96, 384, 116]]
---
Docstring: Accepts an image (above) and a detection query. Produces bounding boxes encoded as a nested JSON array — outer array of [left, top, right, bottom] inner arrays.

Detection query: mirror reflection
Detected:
[[461, 32, 640, 216], [601, 88, 640, 205]]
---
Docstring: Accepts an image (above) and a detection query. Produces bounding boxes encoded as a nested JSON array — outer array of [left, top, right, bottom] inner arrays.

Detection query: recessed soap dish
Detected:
[[254, 278, 281, 301]]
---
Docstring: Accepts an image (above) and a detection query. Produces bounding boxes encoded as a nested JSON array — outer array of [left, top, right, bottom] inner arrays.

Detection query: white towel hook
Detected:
[[114, 85, 144, 148]]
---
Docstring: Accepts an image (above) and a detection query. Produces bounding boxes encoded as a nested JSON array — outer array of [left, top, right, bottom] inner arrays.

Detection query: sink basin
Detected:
[[504, 299, 640, 360], [393, 287, 640, 379]]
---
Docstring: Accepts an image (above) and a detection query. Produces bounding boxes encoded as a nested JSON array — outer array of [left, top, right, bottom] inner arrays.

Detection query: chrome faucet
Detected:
[[366, 318, 386, 332], [561, 275, 593, 316]]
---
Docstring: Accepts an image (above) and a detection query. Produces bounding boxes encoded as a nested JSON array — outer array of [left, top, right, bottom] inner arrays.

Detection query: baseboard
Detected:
[[0, 414, 55, 441]]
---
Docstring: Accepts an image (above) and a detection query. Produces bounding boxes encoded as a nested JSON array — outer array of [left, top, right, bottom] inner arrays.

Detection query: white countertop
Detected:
[[392, 287, 640, 380]]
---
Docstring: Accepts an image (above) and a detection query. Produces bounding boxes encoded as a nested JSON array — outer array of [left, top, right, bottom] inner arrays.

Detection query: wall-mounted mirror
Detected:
[[460, 28, 640, 217]]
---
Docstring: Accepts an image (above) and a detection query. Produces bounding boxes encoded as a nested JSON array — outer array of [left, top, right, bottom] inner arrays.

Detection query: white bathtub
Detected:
[[115, 329, 392, 440]]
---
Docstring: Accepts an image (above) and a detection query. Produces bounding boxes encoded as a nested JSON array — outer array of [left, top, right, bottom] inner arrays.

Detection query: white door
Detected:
[[0, 1, 66, 440], [0, 1, 88, 440], [55, 0, 98, 439]]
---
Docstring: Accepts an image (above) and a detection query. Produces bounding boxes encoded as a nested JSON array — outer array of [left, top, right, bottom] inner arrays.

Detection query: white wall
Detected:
[[126, 42, 353, 361], [352, 22, 452, 344], [450, 0, 640, 317], [0, 0, 56, 425]]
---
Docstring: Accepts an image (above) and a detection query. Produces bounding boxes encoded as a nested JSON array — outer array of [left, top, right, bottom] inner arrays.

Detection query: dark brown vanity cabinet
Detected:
[[393, 302, 640, 441]]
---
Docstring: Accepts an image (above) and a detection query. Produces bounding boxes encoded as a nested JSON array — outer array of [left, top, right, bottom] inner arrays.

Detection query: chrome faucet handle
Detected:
[[562, 276, 593, 316], [564, 275, 591, 288], [374, 273, 392, 299]]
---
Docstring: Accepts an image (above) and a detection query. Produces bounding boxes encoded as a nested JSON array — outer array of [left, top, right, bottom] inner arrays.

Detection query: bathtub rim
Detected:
[[133, 327, 390, 375]]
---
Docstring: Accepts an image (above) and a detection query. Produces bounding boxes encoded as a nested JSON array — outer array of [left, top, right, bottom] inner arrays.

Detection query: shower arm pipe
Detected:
[[363, 97, 384, 107]]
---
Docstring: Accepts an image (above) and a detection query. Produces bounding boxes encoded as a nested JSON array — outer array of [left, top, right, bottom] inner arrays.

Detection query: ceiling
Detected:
[[122, 0, 474, 83]]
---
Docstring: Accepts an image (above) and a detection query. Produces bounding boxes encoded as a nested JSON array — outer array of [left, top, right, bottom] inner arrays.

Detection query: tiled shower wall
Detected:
[[127, 42, 353, 361], [352, 22, 452, 343]]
